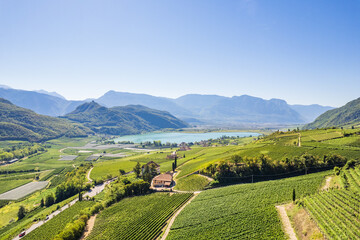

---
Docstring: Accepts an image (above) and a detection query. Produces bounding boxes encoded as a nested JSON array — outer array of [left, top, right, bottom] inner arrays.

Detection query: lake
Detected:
[[114, 131, 260, 144]]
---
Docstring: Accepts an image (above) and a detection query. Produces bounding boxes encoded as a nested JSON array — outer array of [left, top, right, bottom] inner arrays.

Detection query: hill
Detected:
[[0, 98, 92, 141], [63, 101, 189, 135], [304, 97, 360, 129]]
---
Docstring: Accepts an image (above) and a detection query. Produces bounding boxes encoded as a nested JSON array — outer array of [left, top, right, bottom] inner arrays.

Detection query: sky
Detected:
[[0, 0, 359, 107]]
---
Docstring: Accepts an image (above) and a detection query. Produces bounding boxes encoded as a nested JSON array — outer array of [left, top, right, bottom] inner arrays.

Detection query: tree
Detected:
[[231, 155, 242, 165], [17, 206, 26, 220], [78, 191, 82, 201], [45, 194, 55, 207], [133, 162, 141, 178], [119, 169, 126, 175], [292, 189, 296, 202], [40, 198, 44, 207]]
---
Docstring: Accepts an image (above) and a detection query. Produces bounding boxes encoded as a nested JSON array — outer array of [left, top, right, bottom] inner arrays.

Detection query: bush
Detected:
[[334, 166, 341, 175], [90, 202, 104, 215], [54, 214, 88, 240]]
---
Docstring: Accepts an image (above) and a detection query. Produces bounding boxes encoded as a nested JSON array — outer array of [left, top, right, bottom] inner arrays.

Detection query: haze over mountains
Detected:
[[0, 86, 333, 126]]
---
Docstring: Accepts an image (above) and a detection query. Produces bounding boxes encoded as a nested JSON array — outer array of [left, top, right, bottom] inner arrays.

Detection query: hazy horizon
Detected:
[[1, 0, 359, 107]]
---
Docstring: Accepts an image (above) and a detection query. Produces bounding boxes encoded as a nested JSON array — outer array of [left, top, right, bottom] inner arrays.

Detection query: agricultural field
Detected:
[[23, 201, 94, 240], [0, 179, 32, 195], [304, 188, 360, 239], [301, 165, 360, 239], [0, 181, 48, 200], [0, 128, 359, 239], [174, 174, 211, 191], [0, 195, 78, 240], [88, 193, 192, 240], [167, 171, 328, 240]]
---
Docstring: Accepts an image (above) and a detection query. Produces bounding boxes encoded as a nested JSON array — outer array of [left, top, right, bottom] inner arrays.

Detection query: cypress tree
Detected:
[[292, 189, 296, 202]]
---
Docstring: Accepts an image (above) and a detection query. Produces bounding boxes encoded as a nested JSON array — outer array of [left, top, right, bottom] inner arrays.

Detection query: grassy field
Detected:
[[167, 171, 328, 240], [88, 193, 192, 240], [174, 174, 211, 191]]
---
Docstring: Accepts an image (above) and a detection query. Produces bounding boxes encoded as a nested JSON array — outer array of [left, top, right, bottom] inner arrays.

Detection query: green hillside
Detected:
[[63, 101, 189, 135], [0, 98, 92, 141], [305, 97, 360, 129]]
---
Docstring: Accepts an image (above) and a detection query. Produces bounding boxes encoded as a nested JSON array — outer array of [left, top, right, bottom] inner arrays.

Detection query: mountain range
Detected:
[[0, 86, 334, 126], [62, 102, 189, 135]]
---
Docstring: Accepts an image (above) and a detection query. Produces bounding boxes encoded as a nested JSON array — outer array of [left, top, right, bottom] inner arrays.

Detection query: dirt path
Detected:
[[199, 174, 214, 182], [321, 176, 333, 191], [80, 214, 97, 239], [276, 204, 297, 240], [87, 167, 93, 183], [160, 192, 200, 240], [59, 147, 67, 153]]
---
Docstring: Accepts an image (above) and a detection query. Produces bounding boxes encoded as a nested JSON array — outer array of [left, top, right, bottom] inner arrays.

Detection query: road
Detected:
[[12, 181, 109, 240]]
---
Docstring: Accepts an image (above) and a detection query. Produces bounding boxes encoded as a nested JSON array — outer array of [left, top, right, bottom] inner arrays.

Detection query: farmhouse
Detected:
[[141, 161, 160, 175], [152, 173, 173, 187], [166, 151, 178, 160]]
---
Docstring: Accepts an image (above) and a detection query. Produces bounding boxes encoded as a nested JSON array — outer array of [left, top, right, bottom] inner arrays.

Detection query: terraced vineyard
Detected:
[[23, 201, 94, 240], [304, 189, 360, 239], [87, 193, 192, 240], [167, 172, 327, 240], [304, 167, 360, 239]]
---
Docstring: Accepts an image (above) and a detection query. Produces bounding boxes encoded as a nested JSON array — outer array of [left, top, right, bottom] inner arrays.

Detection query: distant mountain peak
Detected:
[[0, 84, 12, 89], [34, 89, 66, 100]]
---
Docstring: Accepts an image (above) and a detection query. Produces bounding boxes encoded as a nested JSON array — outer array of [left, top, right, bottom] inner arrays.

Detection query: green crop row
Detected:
[[304, 189, 360, 240], [23, 201, 94, 240], [87, 193, 192, 240], [167, 171, 327, 239]]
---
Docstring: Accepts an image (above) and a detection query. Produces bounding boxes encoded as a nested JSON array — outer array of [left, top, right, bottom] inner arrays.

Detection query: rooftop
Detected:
[[153, 173, 172, 182]]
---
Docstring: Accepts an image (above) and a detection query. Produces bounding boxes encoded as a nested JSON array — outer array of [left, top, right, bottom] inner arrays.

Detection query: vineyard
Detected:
[[23, 201, 94, 240], [304, 167, 360, 239], [87, 192, 192, 240], [304, 189, 360, 239], [174, 174, 211, 191], [167, 171, 327, 240]]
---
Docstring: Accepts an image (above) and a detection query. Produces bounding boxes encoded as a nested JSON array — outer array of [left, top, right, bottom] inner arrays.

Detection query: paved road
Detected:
[[13, 181, 109, 240]]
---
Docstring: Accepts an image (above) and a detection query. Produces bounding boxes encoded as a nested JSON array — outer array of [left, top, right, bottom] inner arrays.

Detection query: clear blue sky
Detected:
[[0, 0, 359, 107]]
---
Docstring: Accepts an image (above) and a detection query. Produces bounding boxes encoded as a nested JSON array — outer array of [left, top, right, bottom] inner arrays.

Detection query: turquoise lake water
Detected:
[[114, 132, 260, 144]]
